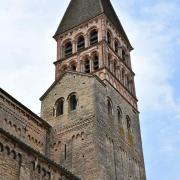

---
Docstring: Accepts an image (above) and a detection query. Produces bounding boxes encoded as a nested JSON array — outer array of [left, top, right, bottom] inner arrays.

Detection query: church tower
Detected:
[[40, 0, 146, 179]]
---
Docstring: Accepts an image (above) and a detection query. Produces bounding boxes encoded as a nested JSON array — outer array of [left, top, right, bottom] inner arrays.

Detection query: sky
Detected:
[[0, 0, 180, 179]]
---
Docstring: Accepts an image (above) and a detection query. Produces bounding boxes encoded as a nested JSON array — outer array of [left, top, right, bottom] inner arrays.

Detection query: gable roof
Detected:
[[40, 71, 106, 101], [54, 0, 132, 49]]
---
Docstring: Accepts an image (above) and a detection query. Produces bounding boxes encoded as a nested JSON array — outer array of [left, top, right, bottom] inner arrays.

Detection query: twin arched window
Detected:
[[63, 29, 98, 58], [54, 94, 78, 117]]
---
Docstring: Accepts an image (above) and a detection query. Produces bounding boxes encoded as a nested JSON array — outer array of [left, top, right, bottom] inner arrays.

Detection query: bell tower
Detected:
[[40, 0, 146, 179]]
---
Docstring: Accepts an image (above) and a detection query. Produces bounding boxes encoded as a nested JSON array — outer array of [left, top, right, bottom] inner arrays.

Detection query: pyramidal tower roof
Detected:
[[54, 0, 132, 48]]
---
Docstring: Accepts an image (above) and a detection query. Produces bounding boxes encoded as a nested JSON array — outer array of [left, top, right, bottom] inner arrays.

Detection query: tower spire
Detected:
[[54, 0, 132, 49]]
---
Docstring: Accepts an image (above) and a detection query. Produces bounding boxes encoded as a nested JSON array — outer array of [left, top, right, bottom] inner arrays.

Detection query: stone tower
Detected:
[[40, 0, 146, 179]]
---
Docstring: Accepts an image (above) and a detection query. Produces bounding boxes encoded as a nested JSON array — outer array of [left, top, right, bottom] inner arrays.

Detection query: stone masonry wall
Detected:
[[94, 78, 146, 180], [41, 72, 103, 180], [0, 128, 80, 180], [0, 90, 50, 155]]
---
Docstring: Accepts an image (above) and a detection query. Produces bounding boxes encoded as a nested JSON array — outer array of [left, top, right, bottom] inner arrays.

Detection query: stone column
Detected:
[[72, 40, 76, 54], [81, 61, 84, 72], [119, 47, 123, 59], [112, 38, 115, 50], [61, 45, 65, 59], [99, 45, 103, 68], [90, 56, 93, 72], [85, 34, 89, 48], [100, 17, 107, 41], [77, 54, 81, 72], [110, 60, 113, 73]]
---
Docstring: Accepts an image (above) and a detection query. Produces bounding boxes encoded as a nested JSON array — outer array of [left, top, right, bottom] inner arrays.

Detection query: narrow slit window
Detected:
[[107, 31, 111, 45], [108, 99, 113, 117], [122, 49, 126, 61], [126, 116, 131, 131], [115, 41, 119, 53], [64, 144, 67, 160]]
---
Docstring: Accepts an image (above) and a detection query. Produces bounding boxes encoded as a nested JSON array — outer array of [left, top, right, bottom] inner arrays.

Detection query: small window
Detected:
[[107, 31, 111, 45], [61, 65, 68, 72], [69, 94, 77, 111], [64, 41, 72, 58], [93, 55, 99, 71], [126, 116, 131, 131], [90, 29, 98, 45], [55, 98, 64, 117], [107, 99, 113, 117], [84, 59, 90, 73], [122, 49, 126, 61], [117, 107, 122, 125], [77, 35, 85, 51], [70, 63, 76, 71], [115, 41, 119, 53]]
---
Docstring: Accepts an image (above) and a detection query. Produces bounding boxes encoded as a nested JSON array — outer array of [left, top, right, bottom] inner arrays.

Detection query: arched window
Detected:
[[54, 98, 64, 117], [115, 40, 119, 53], [90, 29, 98, 45], [122, 49, 126, 61], [107, 98, 113, 117], [126, 115, 131, 131], [77, 35, 85, 51], [84, 59, 90, 73], [64, 41, 72, 58], [61, 65, 68, 72], [107, 31, 111, 45], [93, 54, 99, 71], [70, 63, 76, 71], [69, 94, 77, 111], [117, 107, 122, 126]]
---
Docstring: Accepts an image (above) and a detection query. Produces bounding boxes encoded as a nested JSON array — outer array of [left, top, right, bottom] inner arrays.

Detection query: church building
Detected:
[[0, 0, 146, 179]]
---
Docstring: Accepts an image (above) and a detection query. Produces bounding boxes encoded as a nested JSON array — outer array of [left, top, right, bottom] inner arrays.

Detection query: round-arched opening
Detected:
[[107, 31, 111, 45], [90, 29, 98, 45], [64, 41, 72, 58], [77, 35, 85, 51], [84, 58, 90, 73], [93, 54, 99, 71], [69, 94, 77, 111]]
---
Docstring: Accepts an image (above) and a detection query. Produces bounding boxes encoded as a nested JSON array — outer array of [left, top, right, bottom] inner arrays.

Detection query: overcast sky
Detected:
[[0, 0, 180, 179]]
